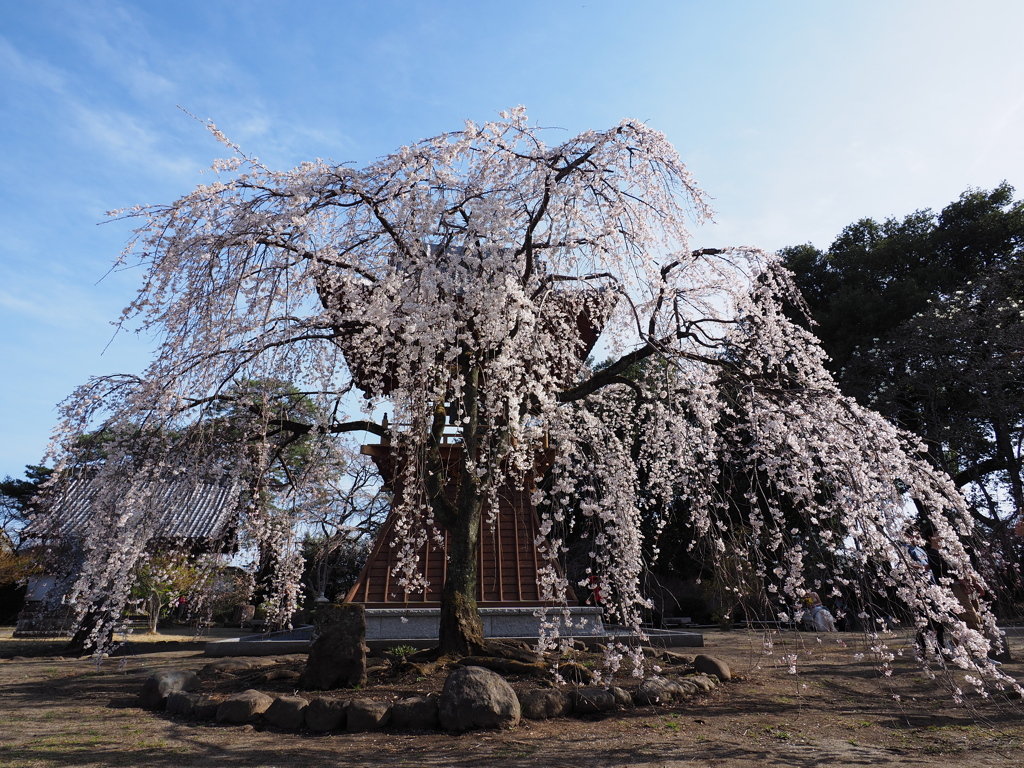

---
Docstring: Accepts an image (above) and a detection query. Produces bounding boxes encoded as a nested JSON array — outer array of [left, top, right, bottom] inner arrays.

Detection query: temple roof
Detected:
[[24, 474, 241, 546], [330, 262, 619, 399]]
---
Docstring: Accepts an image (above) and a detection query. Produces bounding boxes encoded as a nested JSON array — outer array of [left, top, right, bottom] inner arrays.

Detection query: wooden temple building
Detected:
[[346, 442, 561, 608], [340, 439, 606, 641], [334, 278, 615, 640], [15, 475, 241, 636]]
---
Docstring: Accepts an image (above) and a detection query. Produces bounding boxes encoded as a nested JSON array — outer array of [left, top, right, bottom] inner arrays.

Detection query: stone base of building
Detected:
[[364, 605, 606, 641], [205, 605, 608, 656], [13, 601, 76, 638]]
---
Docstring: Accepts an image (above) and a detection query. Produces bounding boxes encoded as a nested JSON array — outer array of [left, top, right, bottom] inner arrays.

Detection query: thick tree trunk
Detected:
[[994, 417, 1024, 519], [437, 496, 485, 655], [427, 359, 489, 656], [65, 606, 114, 656]]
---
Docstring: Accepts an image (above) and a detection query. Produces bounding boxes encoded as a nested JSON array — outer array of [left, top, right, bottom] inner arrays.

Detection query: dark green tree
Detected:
[[782, 185, 1024, 615], [0, 466, 52, 621], [782, 184, 1024, 510], [0, 465, 53, 551], [202, 378, 363, 622]]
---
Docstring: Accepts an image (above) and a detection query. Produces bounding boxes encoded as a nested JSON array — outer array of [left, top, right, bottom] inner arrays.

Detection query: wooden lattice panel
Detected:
[[345, 444, 571, 607]]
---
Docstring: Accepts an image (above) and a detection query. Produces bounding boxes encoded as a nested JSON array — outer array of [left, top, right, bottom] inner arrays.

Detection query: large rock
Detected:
[[300, 603, 368, 690], [609, 686, 633, 709], [556, 662, 593, 684], [674, 678, 701, 696], [347, 699, 391, 732], [166, 692, 220, 720], [439, 666, 521, 732], [264, 695, 308, 730], [165, 691, 198, 717], [686, 673, 716, 692], [633, 676, 684, 706], [571, 687, 621, 714], [216, 689, 274, 724], [193, 696, 220, 720], [390, 695, 439, 730], [139, 669, 201, 710], [693, 654, 731, 682], [305, 697, 347, 732], [520, 689, 573, 720]]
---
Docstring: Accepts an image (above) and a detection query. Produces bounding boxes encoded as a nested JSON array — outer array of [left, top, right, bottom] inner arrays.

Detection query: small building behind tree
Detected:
[[15, 474, 241, 637]]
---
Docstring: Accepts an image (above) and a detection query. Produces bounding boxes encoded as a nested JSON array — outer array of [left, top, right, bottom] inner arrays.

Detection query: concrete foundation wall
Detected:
[[364, 606, 605, 640]]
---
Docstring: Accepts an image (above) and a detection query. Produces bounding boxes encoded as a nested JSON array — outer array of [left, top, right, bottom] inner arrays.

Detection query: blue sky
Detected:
[[2, 0, 1023, 479]]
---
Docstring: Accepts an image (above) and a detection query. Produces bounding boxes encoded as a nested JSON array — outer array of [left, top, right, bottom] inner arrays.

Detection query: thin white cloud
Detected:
[[69, 100, 200, 182], [0, 283, 113, 329], [0, 33, 206, 189], [0, 34, 66, 93], [59, 1, 177, 100]]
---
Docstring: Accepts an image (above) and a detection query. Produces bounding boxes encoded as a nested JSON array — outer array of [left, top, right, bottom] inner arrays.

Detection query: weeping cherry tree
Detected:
[[44, 109, 1013, 687]]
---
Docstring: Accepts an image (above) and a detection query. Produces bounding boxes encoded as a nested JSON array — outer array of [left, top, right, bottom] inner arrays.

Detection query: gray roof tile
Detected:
[[26, 475, 242, 544]]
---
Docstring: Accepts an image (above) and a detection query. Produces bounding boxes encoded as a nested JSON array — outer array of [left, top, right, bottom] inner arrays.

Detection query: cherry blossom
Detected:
[[38, 110, 1015, 690]]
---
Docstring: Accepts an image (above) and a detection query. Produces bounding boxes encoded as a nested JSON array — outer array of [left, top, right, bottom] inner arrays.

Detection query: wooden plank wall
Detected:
[[345, 445, 569, 607]]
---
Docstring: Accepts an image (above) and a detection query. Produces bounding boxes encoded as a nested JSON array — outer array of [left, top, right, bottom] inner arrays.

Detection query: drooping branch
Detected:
[[325, 420, 389, 438], [557, 331, 733, 404], [648, 249, 725, 337]]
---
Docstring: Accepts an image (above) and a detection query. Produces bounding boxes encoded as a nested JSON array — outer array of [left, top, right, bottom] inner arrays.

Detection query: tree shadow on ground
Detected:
[[3, 630, 1024, 767]]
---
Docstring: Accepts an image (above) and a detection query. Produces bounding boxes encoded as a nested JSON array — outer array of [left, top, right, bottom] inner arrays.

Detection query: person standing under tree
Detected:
[[174, 595, 188, 622], [919, 521, 1010, 662]]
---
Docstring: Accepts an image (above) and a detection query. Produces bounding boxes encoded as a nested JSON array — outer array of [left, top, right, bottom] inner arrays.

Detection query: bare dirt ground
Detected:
[[1, 627, 1023, 768]]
